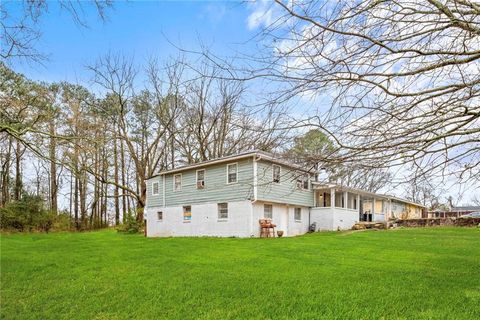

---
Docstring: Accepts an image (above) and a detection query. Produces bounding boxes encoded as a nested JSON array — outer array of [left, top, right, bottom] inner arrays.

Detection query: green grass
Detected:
[[1, 228, 479, 320]]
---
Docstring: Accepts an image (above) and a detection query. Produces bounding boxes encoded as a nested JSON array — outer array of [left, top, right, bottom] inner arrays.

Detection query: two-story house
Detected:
[[145, 150, 425, 237]]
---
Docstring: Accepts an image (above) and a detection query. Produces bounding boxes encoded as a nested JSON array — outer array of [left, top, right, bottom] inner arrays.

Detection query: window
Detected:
[[152, 182, 159, 195], [218, 203, 228, 220], [183, 206, 191, 221], [196, 169, 205, 189], [296, 173, 309, 190], [294, 208, 302, 221], [173, 174, 182, 191], [157, 211, 163, 221], [227, 163, 238, 184], [272, 165, 281, 183], [264, 204, 273, 219]]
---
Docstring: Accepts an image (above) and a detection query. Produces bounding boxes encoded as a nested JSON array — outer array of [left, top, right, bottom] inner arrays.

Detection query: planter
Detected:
[[277, 230, 284, 237]]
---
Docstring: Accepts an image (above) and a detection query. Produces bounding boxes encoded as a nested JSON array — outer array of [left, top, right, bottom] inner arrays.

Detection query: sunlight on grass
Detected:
[[1, 228, 479, 319]]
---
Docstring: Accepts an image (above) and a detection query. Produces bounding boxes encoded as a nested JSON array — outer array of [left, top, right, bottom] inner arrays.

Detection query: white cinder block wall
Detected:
[[310, 208, 358, 231], [252, 202, 309, 237], [288, 206, 310, 236], [146, 201, 311, 237], [146, 201, 253, 237]]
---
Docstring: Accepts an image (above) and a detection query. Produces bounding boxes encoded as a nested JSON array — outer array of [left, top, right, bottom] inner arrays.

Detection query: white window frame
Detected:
[[152, 182, 159, 195], [218, 203, 229, 221], [196, 169, 206, 189], [294, 208, 302, 222], [157, 211, 163, 221], [183, 205, 192, 222], [272, 165, 281, 183], [226, 163, 238, 184], [173, 173, 182, 192], [264, 204, 273, 219]]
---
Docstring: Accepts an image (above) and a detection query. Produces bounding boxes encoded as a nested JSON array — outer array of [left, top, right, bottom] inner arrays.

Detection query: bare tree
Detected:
[[242, 0, 480, 184], [1, 0, 113, 62], [87, 53, 180, 222]]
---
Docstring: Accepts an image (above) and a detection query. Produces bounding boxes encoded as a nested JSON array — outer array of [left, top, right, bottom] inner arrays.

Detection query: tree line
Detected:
[[0, 55, 289, 231]]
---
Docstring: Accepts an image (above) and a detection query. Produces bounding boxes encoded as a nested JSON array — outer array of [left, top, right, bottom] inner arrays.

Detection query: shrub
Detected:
[[116, 209, 142, 234], [0, 194, 58, 232]]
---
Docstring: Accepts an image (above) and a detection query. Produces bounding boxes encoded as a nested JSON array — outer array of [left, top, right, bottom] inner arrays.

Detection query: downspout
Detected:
[[162, 174, 166, 207], [250, 155, 261, 236]]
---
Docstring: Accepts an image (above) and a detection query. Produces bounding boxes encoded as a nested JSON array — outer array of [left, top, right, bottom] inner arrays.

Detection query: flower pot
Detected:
[[277, 230, 284, 237]]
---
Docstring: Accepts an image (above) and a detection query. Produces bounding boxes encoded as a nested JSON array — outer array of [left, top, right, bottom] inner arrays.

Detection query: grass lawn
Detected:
[[1, 228, 479, 319]]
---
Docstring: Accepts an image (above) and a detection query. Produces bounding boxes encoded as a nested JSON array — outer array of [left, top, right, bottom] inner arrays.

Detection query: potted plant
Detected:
[[277, 230, 284, 237]]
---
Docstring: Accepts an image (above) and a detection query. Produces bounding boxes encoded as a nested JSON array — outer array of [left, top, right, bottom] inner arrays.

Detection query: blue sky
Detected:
[[8, 1, 259, 84], [5, 0, 477, 203]]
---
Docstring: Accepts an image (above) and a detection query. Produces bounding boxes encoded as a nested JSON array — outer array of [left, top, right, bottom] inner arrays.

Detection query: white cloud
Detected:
[[199, 3, 227, 23], [246, 0, 275, 30]]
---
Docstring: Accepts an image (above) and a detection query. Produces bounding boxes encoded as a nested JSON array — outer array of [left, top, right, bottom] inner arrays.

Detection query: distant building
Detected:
[[145, 150, 425, 237], [451, 206, 480, 212]]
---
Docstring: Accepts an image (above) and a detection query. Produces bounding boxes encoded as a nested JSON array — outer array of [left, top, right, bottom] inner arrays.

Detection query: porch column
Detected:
[[356, 194, 360, 211], [344, 191, 348, 209], [372, 197, 376, 222], [386, 199, 392, 228], [330, 188, 335, 208]]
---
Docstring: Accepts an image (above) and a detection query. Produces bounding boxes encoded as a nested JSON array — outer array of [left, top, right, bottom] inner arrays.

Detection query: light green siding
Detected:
[[146, 156, 314, 208], [146, 176, 163, 208], [147, 158, 254, 208], [256, 160, 314, 207]]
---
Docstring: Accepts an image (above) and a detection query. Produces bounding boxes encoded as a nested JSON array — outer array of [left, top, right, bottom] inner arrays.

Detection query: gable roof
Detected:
[[451, 206, 480, 212], [147, 150, 313, 180]]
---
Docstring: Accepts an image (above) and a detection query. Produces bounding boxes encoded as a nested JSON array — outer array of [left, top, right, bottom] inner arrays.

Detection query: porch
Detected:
[[310, 183, 392, 231]]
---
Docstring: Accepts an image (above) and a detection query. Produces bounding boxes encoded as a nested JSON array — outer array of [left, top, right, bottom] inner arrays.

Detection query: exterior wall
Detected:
[[406, 204, 422, 219], [391, 201, 423, 219], [310, 207, 333, 231], [362, 199, 385, 214], [256, 160, 314, 207], [146, 158, 254, 209], [146, 176, 164, 208], [287, 206, 310, 236], [311, 207, 359, 231], [251, 201, 309, 237], [146, 201, 253, 237]]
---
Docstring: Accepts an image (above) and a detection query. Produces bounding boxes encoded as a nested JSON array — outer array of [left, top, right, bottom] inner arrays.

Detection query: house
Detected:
[[145, 150, 425, 237], [427, 206, 480, 219]]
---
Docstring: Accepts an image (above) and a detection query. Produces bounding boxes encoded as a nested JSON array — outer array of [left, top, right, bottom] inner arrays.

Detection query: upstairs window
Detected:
[[227, 163, 238, 184], [152, 182, 159, 195], [264, 204, 273, 219], [183, 206, 191, 221], [173, 174, 182, 191], [294, 208, 302, 221], [296, 173, 309, 190], [196, 169, 205, 189], [272, 165, 281, 183], [218, 203, 228, 220]]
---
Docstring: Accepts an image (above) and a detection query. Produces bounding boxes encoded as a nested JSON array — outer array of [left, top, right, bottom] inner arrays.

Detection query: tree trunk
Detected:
[[120, 139, 127, 223], [49, 118, 58, 214], [14, 139, 22, 200], [113, 134, 120, 225], [0, 136, 12, 207], [74, 171, 79, 230]]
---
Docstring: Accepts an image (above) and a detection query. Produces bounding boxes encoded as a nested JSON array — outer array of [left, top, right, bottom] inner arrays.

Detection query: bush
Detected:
[[116, 209, 142, 234], [0, 194, 58, 232]]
